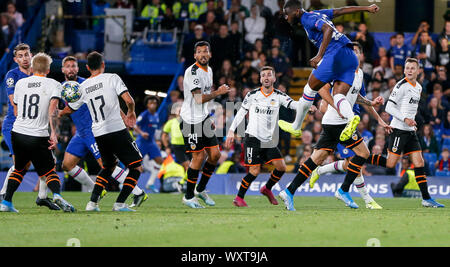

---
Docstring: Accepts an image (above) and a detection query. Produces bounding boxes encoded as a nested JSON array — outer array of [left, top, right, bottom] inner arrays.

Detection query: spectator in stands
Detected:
[[254, 0, 272, 32], [373, 46, 387, 67], [237, 58, 255, 86], [216, 152, 246, 174], [420, 124, 440, 157], [383, 77, 396, 99], [114, 0, 134, 8], [244, 4, 266, 47], [141, 0, 166, 25], [251, 52, 267, 72], [411, 20, 436, 48], [221, 86, 241, 107], [435, 65, 450, 94], [210, 24, 233, 71], [430, 82, 449, 110], [202, 11, 219, 36], [228, 20, 242, 65], [167, 89, 182, 115], [389, 32, 411, 70], [392, 65, 404, 81], [245, 68, 260, 89], [216, 59, 235, 83], [198, 0, 224, 24], [181, 24, 209, 67], [413, 31, 437, 74], [435, 148, 450, 172], [427, 96, 445, 130], [91, 0, 110, 32], [440, 20, 450, 41], [224, 0, 248, 33], [437, 37, 449, 66], [6, 2, 23, 28], [353, 22, 375, 63], [173, 0, 198, 19], [161, 6, 179, 30], [0, 13, 15, 45], [270, 46, 291, 85], [308, 0, 329, 10], [373, 56, 393, 80], [442, 110, 450, 140], [296, 130, 313, 160]]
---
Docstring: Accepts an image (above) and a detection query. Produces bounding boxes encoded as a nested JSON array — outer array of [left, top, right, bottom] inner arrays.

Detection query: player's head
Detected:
[[404, 58, 419, 81], [194, 41, 211, 66], [283, 0, 302, 25], [144, 95, 160, 112], [351, 42, 363, 64], [86, 51, 105, 73], [13, 43, 31, 70], [62, 56, 79, 81], [260, 66, 276, 88], [31, 52, 52, 76]]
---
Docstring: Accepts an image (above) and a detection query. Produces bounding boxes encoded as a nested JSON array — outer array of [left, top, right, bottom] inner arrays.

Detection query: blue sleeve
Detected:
[[4, 72, 16, 96], [137, 112, 147, 128], [316, 9, 334, 20], [303, 13, 324, 32]]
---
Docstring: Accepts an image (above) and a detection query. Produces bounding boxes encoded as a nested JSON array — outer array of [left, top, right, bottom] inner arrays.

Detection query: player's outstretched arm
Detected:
[[332, 4, 379, 18], [225, 107, 248, 149], [358, 94, 393, 134], [48, 98, 59, 150], [120, 91, 137, 127], [193, 84, 231, 104]]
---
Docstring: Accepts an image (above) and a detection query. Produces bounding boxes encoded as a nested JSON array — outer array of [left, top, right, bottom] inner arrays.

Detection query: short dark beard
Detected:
[[66, 74, 77, 81]]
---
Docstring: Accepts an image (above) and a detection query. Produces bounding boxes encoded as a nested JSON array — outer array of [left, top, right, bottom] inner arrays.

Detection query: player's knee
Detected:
[[62, 161, 74, 172], [249, 166, 260, 176], [209, 151, 221, 163], [386, 161, 396, 169]]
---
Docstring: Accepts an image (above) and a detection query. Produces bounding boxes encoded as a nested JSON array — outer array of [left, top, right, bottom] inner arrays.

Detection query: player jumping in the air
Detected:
[[308, 42, 391, 209], [225, 66, 297, 207], [279, 43, 385, 211], [61, 52, 143, 212], [58, 56, 148, 208], [180, 41, 230, 208], [363, 58, 444, 208], [0, 53, 75, 212], [278, 0, 379, 140]]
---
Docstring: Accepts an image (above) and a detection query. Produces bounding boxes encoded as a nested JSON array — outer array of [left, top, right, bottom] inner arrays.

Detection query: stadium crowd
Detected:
[[0, 0, 449, 188]]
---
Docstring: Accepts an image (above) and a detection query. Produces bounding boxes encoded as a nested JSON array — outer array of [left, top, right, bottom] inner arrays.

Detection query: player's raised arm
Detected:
[[332, 4, 379, 18], [357, 94, 393, 134]]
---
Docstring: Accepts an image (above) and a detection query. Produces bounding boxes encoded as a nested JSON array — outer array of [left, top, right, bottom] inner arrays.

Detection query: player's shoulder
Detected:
[[273, 88, 288, 97], [394, 78, 408, 89], [247, 88, 260, 97]]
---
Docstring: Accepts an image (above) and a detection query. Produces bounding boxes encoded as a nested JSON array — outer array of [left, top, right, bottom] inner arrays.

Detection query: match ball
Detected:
[[61, 81, 82, 103]]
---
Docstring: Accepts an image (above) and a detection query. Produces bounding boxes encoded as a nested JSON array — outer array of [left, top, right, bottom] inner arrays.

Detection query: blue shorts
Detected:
[[136, 140, 161, 160], [312, 45, 359, 86], [337, 143, 355, 159], [66, 133, 101, 160], [2, 127, 13, 156]]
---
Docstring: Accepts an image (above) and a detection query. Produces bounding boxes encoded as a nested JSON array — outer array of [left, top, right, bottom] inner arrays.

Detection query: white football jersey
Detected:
[[242, 87, 294, 143], [68, 73, 127, 137], [388, 78, 422, 131], [322, 68, 364, 125], [180, 62, 213, 124], [12, 75, 62, 137]]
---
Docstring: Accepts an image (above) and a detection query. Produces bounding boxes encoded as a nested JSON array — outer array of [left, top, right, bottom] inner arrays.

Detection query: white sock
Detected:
[[38, 177, 48, 199], [112, 166, 143, 196], [353, 175, 373, 204], [68, 166, 94, 192], [1, 165, 15, 195], [146, 161, 161, 188], [317, 160, 345, 176], [333, 94, 355, 120], [292, 84, 317, 130]]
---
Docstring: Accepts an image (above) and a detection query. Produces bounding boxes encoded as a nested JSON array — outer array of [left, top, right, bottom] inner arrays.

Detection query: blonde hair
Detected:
[[31, 52, 52, 74]]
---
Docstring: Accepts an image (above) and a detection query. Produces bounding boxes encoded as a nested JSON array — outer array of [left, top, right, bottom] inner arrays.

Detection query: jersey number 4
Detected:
[[22, 94, 40, 119]]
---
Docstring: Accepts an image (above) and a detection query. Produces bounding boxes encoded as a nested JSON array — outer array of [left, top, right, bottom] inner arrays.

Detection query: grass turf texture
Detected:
[[0, 192, 449, 247]]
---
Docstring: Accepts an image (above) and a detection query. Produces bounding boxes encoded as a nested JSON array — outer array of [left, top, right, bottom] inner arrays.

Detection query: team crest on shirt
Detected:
[[6, 78, 14, 87], [193, 78, 200, 85], [270, 99, 276, 106]]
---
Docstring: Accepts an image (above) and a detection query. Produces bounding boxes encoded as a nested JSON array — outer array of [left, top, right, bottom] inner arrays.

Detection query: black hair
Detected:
[[283, 0, 302, 10], [351, 41, 363, 53], [144, 95, 160, 106], [194, 41, 211, 53], [87, 51, 103, 70]]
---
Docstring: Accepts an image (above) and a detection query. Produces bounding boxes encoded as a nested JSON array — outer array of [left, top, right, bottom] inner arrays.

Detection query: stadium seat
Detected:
[[435, 170, 450, 177], [443, 138, 450, 147], [423, 152, 437, 163]]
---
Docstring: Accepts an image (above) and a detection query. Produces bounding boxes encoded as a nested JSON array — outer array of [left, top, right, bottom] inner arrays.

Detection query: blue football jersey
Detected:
[[136, 110, 159, 143], [300, 9, 351, 54], [3, 67, 30, 128]]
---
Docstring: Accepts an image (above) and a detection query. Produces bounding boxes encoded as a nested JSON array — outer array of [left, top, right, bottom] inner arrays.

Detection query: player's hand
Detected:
[[367, 4, 380, 13], [217, 84, 231, 96], [371, 96, 384, 107], [404, 118, 417, 127], [126, 111, 136, 127], [379, 120, 393, 134], [48, 133, 58, 150], [141, 132, 150, 139], [225, 131, 234, 149], [309, 55, 322, 69], [308, 105, 317, 114]]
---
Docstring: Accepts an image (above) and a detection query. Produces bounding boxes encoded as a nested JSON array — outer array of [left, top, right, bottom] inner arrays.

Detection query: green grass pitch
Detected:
[[0, 192, 449, 247]]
